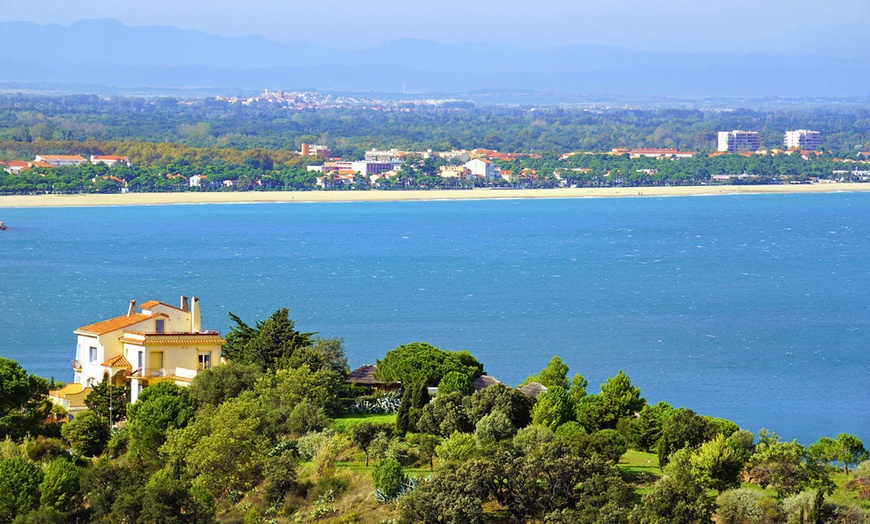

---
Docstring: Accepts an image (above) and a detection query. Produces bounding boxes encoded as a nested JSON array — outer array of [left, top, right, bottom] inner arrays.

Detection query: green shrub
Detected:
[[372, 458, 405, 500]]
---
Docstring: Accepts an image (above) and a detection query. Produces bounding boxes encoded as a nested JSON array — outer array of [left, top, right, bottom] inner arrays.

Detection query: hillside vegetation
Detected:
[[1, 309, 868, 523]]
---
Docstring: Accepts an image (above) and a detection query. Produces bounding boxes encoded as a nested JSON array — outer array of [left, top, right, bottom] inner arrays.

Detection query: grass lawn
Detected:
[[619, 449, 661, 497], [331, 413, 397, 433]]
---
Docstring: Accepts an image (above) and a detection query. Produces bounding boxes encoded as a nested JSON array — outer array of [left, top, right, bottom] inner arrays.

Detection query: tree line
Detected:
[[1, 94, 870, 159], [0, 141, 866, 195]]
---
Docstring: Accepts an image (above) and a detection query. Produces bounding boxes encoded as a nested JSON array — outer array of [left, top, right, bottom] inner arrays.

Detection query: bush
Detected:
[[781, 490, 816, 521], [435, 431, 476, 464], [286, 399, 330, 436], [38, 458, 82, 513], [475, 411, 516, 442], [61, 411, 109, 457], [553, 421, 585, 439], [717, 488, 765, 524], [23, 437, 67, 462], [513, 424, 554, 454], [263, 451, 298, 504], [297, 429, 334, 461], [372, 458, 406, 500], [437, 371, 474, 397]]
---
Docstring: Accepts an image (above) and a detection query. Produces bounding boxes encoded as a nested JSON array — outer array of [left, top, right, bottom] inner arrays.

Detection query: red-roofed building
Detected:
[[465, 158, 496, 179], [2, 160, 56, 173], [90, 155, 132, 167], [189, 174, 208, 187], [64, 296, 224, 408], [34, 154, 87, 167]]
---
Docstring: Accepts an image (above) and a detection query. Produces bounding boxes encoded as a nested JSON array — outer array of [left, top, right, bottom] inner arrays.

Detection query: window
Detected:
[[137, 351, 143, 370], [198, 352, 211, 371], [89, 346, 98, 363], [155, 319, 165, 333]]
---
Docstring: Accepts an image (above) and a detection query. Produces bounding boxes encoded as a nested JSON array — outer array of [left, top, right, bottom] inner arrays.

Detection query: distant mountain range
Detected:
[[2, 19, 868, 98]]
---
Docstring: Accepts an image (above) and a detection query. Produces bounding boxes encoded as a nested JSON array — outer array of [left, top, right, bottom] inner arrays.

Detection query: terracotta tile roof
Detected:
[[92, 155, 129, 161], [38, 155, 87, 161], [102, 355, 131, 368], [120, 333, 225, 346], [76, 313, 156, 335], [139, 300, 187, 312]]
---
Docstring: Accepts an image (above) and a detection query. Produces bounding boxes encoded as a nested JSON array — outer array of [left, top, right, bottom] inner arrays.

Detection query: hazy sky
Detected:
[[3, 0, 869, 56]]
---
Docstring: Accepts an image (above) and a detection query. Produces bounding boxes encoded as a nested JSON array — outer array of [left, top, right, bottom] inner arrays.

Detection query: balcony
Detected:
[[130, 367, 198, 382]]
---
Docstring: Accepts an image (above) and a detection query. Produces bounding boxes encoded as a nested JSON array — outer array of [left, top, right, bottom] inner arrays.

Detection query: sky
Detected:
[[2, 0, 869, 57]]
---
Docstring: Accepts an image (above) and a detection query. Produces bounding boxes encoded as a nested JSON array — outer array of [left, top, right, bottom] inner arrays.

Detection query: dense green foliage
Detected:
[[0, 305, 868, 522], [2, 94, 869, 157], [222, 309, 315, 371], [375, 342, 483, 386], [0, 357, 53, 440]]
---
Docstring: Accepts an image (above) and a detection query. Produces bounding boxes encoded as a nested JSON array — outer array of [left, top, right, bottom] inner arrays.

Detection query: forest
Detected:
[[1, 308, 869, 524], [1, 94, 870, 157]]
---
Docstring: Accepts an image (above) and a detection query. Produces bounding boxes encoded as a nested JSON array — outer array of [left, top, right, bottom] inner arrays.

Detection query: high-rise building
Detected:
[[784, 130, 821, 151], [718, 131, 761, 153]]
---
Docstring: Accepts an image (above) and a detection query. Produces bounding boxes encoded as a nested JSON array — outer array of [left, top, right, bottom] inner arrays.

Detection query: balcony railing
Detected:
[[130, 367, 198, 381]]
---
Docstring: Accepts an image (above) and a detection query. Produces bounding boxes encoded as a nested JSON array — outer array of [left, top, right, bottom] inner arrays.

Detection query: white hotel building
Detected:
[[784, 130, 821, 151], [718, 131, 761, 153]]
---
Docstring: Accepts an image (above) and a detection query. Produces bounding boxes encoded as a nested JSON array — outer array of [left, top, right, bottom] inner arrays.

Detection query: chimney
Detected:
[[127, 300, 136, 317], [181, 295, 189, 311], [191, 296, 201, 332]]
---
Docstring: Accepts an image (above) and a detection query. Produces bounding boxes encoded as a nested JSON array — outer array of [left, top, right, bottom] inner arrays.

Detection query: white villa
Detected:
[[51, 296, 224, 416]]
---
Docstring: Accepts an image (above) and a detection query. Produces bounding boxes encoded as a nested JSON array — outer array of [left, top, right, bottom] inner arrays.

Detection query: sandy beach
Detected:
[[1, 183, 869, 208]]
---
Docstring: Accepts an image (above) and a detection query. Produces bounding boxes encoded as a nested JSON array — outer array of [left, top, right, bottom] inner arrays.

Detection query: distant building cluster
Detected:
[[717, 129, 823, 153], [306, 147, 546, 188], [1, 154, 131, 174], [214, 89, 474, 112]]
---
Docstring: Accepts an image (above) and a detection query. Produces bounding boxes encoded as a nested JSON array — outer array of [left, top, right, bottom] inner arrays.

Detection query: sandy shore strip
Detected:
[[1, 183, 869, 208]]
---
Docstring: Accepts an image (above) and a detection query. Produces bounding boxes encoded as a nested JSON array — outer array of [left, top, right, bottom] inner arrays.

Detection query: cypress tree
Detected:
[[396, 386, 412, 436], [411, 380, 430, 409]]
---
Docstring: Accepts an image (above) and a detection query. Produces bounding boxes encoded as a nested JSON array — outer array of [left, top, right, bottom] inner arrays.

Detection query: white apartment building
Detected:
[[464, 158, 496, 179], [718, 131, 761, 153], [784, 130, 821, 151]]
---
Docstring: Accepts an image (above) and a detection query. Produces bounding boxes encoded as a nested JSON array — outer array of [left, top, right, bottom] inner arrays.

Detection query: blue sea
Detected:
[[1, 193, 869, 445]]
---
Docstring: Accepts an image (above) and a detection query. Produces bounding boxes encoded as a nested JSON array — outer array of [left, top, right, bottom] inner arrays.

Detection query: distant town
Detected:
[[215, 89, 475, 112], [2, 92, 870, 194]]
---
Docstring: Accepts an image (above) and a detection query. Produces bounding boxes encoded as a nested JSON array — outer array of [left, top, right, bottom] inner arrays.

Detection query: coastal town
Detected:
[[3, 129, 870, 195]]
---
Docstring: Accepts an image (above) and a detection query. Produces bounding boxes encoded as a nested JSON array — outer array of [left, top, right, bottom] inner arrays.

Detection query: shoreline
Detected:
[[1, 183, 869, 208]]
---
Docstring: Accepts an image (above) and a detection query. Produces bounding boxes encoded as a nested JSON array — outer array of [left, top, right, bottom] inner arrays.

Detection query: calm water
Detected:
[[1, 193, 868, 444]]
